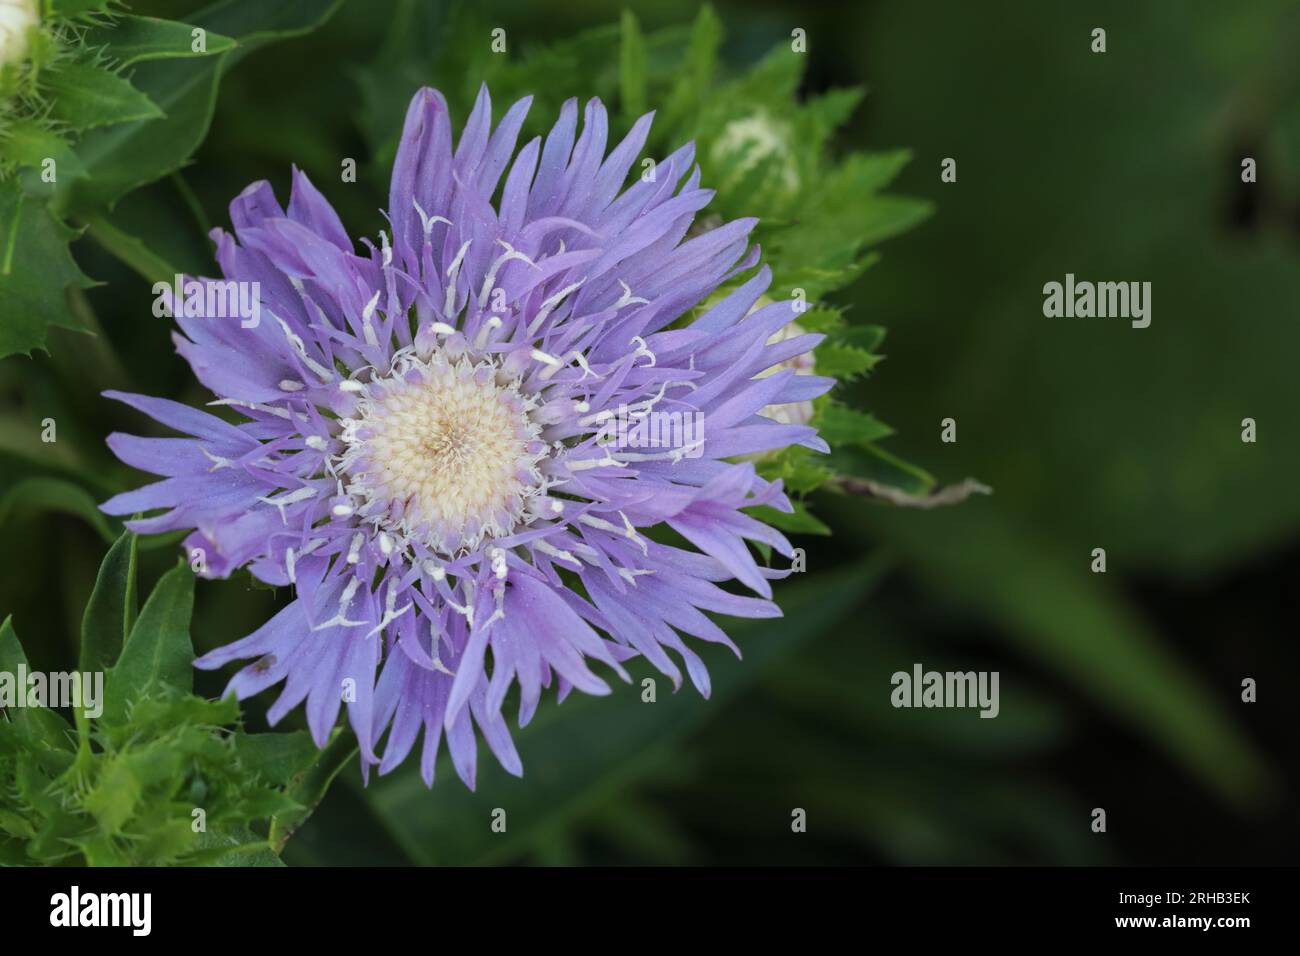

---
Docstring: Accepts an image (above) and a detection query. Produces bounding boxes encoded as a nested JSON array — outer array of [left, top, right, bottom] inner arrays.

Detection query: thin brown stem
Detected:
[[828, 475, 992, 509]]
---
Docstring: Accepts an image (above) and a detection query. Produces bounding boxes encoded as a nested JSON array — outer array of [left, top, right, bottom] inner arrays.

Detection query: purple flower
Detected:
[[102, 86, 832, 788]]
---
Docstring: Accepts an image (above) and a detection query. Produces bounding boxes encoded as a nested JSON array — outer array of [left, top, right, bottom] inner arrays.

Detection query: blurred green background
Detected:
[[2, 0, 1297, 864]]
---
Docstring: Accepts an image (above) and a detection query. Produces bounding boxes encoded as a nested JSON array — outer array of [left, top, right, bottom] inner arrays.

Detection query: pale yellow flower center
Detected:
[[338, 355, 547, 553]]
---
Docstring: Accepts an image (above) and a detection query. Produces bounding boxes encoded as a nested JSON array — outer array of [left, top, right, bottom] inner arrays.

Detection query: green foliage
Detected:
[[0, 533, 319, 865], [0, 0, 343, 358], [0, 182, 94, 357]]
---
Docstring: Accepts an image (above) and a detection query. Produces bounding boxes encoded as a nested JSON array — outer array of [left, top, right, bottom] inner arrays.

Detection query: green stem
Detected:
[[79, 213, 180, 286], [171, 172, 212, 237]]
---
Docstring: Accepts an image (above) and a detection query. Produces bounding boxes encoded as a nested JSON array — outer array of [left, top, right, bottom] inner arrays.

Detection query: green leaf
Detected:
[[0, 617, 76, 751], [362, 558, 890, 865], [51, 0, 116, 16], [42, 61, 164, 132], [828, 444, 936, 497], [81, 211, 181, 285], [661, 4, 722, 129], [860, 505, 1274, 807], [0, 182, 94, 359], [815, 343, 882, 381], [103, 563, 194, 725], [269, 729, 359, 853], [746, 500, 831, 536], [62, 0, 344, 214], [618, 10, 647, 120], [86, 16, 237, 67], [80, 532, 138, 676], [837, 323, 887, 352], [188, 829, 283, 866], [82, 752, 143, 835], [816, 404, 895, 447], [232, 730, 320, 788], [0, 119, 87, 181], [0, 477, 115, 542], [759, 446, 835, 494]]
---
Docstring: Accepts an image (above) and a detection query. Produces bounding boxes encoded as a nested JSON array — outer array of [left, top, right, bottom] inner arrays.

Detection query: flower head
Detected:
[[0, 0, 38, 68], [102, 86, 832, 787]]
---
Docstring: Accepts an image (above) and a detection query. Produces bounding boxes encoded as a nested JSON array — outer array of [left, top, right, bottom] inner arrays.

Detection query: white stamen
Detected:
[[475, 315, 502, 350], [535, 539, 581, 567], [526, 279, 584, 335], [274, 315, 335, 382], [364, 582, 412, 638], [360, 290, 382, 347], [412, 199, 452, 238], [430, 623, 455, 675], [201, 448, 233, 470], [257, 486, 317, 522], [568, 452, 621, 471], [313, 577, 366, 629], [443, 240, 472, 317], [615, 279, 649, 310], [477, 240, 539, 308], [530, 349, 561, 368], [629, 336, 657, 367]]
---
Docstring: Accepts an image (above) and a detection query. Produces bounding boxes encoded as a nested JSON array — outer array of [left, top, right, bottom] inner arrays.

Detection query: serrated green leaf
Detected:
[[816, 404, 895, 447], [82, 752, 142, 835], [103, 563, 194, 725], [0, 181, 94, 359], [837, 322, 887, 352], [815, 343, 883, 380], [0, 809, 36, 840], [62, 0, 344, 214], [42, 61, 164, 132], [0, 119, 87, 180], [759, 446, 834, 494], [86, 16, 237, 67]]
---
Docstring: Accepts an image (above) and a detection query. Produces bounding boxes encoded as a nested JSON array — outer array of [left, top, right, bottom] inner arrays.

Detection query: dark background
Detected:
[[3, 0, 1297, 864]]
